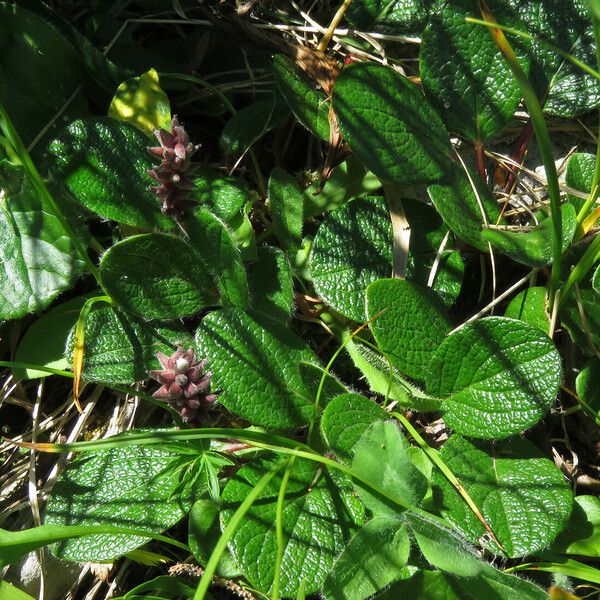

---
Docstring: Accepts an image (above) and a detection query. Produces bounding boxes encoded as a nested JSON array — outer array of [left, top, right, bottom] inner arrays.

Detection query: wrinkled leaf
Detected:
[[334, 62, 453, 185], [272, 54, 330, 142], [66, 306, 192, 384], [195, 308, 344, 428], [320, 393, 388, 462], [426, 317, 562, 438], [246, 245, 293, 326], [367, 278, 452, 382], [0, 163, 85, 320], [46, 117, 171, 229], [45, 435, 203, 561], [420, 0, 528, 140], [221, 457, 362, 596], [100, 233, 218, 320], [432, 435, 573, 557]]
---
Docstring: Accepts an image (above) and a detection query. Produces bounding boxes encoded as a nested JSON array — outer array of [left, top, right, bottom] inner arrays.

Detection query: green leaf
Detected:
[[510, 555, 600, 586], [100, 233, 218, 321], [509, 0, 600, 117], [367, 278, 452, 381], [351, 421, 428, 516], [66, 306, 192, 384], [593, 264, 600, 294], [576, 360, 600, 415], [220, 98, 275, 157], [406, 513, 483, 577], [426, 317, 562, 439], [246, 245, 293, 325], [320, 393, 388, 462], [303, 156, 382, 219], [221, 457, 361, 596], [0, 524, 180, 571], [185, 208, 248, 309], [482, 204, 577, 267], [108, 68, 171, 137], [346, 0, 431, 33], [45, 434, 202, 561], [190, 167, 250, 224], [0, 3, 87, 146], [309, 196, 462, 322], [268, 167, 303, 250], [566, 152, 595, 212], [14, 295, 90, 379], [381, 566, 548, 599], [550, 495, 600, 557], [0, 581, 35, 600], [195, 308, 343, 428], [334, 62, 453, 185], [427, 164, 502, 252], [310, 197, 391, 321], [432, 435, 573, 557], [321, 518, 410, 600], [272, 54, 330, 142], [560, 288, 600, 355], [45, 117, 171, 229], [420, 0, 528, 140], [504, 286, 550, 334], [188, 499, 240, 577], [0, 164, 85, 320]]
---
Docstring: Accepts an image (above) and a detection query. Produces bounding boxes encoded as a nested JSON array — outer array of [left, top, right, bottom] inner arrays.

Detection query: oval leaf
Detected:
[[504, 286, 549, 334], [351, 421, 428, 516], [0, 3, 86, 145], [333, 62, 453, 185], [432, 435, 573, 557], [310, 196, 462, 322], [427, 165, 502, 252], [46, 117, 172, 229], [420, 0, 528, 140], [66, 306, 193, 384], [272, 54, 330, 142], [426, 317, 562, 438], [367, 278, 452, 382], [100, 233, 218, 320], [482, 204, 576, 267], [320, 393, 388, 462], [195, 308, 344, 428], [108, 68, 171, 137], [45, 436, 202, 561], [221, 457, 361, 596], [322, 518, 410, 600], [0, 164, 85, 320]]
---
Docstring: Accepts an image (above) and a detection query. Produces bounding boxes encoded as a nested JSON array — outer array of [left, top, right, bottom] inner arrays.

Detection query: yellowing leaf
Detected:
[[108, 68, 171, 137]]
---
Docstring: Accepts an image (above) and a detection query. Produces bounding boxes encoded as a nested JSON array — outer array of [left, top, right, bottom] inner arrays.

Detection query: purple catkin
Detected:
[[147, 116, 200, 218], [149, 347, 217, 423]]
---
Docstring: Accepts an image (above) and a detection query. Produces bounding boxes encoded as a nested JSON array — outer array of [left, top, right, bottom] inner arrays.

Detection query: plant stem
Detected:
[[272, 456, 296, 599], [307, 312, 384, 447], [391, 411, 505, 552], [477, 0, 562, 313], [383, 183, 410, 279], [0, 101, 103, 287]]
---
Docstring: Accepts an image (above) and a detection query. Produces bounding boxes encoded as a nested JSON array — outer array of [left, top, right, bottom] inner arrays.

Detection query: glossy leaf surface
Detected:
[[426, 317, 562, 438]]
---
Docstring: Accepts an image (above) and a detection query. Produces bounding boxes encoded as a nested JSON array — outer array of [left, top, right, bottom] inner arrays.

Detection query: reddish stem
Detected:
[[475, 138, 486, 181]]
